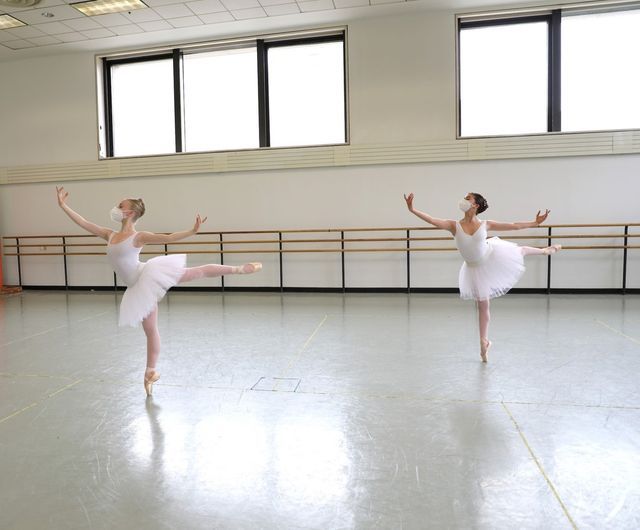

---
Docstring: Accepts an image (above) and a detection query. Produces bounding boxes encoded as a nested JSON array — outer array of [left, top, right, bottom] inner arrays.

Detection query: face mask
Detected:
[[110, 207, 125, 223], [458, 199, 473, 212]]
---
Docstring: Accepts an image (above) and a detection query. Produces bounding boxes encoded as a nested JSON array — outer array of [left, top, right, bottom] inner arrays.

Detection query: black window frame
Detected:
[[101, 31, 347, 159]]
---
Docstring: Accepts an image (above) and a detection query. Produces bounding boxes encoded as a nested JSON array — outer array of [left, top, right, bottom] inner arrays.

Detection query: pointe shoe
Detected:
[[543, 244, 562, 255], [237, 262, 262, 274], [144, 371, 160, 396], [480, 339, 491, 363]]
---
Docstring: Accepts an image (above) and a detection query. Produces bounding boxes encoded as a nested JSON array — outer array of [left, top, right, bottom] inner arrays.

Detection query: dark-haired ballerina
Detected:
[[404, 192, 561, 362]]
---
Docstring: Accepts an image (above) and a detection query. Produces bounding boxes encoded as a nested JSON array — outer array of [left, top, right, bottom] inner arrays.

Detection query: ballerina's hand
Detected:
[[404, 193, 414, 210], [193, 214, 208, 233], [535, 209, 550, 225], [56, 186, 69, 207]]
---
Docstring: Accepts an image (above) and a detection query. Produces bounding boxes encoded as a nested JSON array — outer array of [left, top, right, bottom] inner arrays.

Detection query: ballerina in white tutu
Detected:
[[404, 192, 561, 362], [56, 187, 261, 395]]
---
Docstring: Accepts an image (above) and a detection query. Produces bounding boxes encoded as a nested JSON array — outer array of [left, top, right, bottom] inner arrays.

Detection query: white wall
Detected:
[[348, 12, 456, 143], [0, 52, 98, 167], [1, 10, 638, 290]]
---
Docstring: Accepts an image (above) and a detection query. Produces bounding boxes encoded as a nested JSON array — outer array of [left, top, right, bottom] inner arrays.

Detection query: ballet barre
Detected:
[[2, 222, 639, 294]]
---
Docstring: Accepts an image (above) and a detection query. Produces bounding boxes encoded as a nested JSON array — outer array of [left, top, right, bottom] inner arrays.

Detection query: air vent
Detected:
[[0, 0, 40, 6]]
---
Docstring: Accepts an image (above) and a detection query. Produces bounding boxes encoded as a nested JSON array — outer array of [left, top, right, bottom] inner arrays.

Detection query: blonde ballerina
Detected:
[[57, 187, 261, 395]]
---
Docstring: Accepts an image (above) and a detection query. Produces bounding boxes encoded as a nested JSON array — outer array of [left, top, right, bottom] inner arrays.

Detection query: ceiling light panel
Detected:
[[0, 14, 26, 29], [71, 0, 148, 17]]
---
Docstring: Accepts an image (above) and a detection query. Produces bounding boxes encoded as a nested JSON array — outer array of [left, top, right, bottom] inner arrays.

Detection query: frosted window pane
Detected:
[[111, 59, 175, 157], [268, 41, 345, 147], [460, 23, 548, 137], [183, 47, 259, 152], [562, 10, 640, 132]]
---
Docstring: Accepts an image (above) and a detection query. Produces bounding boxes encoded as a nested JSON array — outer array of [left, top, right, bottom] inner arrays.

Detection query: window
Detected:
[[459, 20, 548, 136], [458, 5, 640, 137], [109, 57, 175, 157], [99, 31, 346, 158], [267, 39, 346, 147], [562, 9, 640, 132], [183, 47, 259, 152]]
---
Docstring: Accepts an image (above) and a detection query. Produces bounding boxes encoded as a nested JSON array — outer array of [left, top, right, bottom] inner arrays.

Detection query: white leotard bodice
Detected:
[[454, 220, 492, 265], [106, 233, 144, 286]]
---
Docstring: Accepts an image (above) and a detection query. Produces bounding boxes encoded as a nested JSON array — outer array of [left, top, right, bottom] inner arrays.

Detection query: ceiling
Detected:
[[0, 0, 556, 61]]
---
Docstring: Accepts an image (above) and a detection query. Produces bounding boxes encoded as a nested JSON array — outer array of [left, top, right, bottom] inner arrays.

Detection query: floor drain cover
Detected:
[[251, 377, 301, 392]]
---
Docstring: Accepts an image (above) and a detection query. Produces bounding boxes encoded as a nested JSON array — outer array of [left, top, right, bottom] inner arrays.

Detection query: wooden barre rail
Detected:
[[3, 245, 640, 257], [4, 222, 640, 239], [2, 222, 637, 293], [3, 232, 640, 250]]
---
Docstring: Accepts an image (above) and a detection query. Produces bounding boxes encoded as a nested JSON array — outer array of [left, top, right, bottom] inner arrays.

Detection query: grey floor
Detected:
[[0, 291, 639, 530]]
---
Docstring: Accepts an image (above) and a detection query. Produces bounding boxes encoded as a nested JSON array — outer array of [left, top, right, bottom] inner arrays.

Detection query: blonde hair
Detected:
[[125, 198, 146, 220]]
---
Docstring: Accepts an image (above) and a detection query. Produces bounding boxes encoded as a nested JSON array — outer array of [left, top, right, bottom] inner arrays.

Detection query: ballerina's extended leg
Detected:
[[179, 262, 262, 283], [521, 245, 562, 256]]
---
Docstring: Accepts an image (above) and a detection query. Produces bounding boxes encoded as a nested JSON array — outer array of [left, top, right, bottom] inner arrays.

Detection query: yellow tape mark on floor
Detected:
[[0, 402, 38, 425], [0, 379, 83, 427], [275, 314, 328, 390], [502, 402, 578, 530], [0, 372, 73, 380], [0, 310, 112, 348], [0, 323, 69, 347], [48, 379, 83, 398], [595, 319, 640, 345]]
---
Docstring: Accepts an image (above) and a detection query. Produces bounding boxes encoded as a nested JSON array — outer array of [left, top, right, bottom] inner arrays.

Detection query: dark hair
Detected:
[[470, 193, 488, 214]]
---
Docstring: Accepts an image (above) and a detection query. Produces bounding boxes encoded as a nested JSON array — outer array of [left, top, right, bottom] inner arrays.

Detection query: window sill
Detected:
[[2, 131, 639, 186]]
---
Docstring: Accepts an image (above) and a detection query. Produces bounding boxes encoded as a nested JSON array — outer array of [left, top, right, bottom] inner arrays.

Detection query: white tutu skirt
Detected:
[[119, 254, 187, 327], [458, 238, 525, 301]]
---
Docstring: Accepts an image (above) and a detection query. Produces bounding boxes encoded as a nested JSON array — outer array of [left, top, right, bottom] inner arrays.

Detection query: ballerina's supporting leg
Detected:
[[178, 263, 262, 283], [521, 245, 562, 256], [142, 305, 161, 396], [477, 299, 491, 363], [139, 262, 262, 396]]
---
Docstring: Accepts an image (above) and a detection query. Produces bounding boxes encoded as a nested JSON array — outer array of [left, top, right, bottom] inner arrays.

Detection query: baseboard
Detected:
[[16, 285, 640, 295]]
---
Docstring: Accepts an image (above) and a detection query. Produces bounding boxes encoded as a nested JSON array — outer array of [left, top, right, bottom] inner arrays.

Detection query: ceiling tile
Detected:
[[263, 3, 299, 15], [143, 0, 189, 6], [0, 31, 20, 43], [221, 0, 260, 10], [198, 11, 233, 23], [186, 0, 226, 14], [92, 13, 132, 27], [13, 5, 85, 24], [63, 17, 102, 31], [110, 24, 145, 34], [167, 15, 203, 27], [4, 39, 37, 49], [82, 27, 116, 38], [123, 8, 164, 23], [298, 0, 334, 12], [5, 25, 47, 38], [231, 6, 265, 19], [32, 21, 74, 34], [56, 32, 88, 42], [29, 0, 65, 8], [28, 35, 63, 45], [370, 0, 403, 4], [137, 19, 173, 30], [258, 0, 296, 5], [334, 0, 369, 7], [154, 4, 194, 18]]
